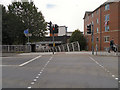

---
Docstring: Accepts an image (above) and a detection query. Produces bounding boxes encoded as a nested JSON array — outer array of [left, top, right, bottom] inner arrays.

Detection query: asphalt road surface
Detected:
[[2, 52, 118, 88]]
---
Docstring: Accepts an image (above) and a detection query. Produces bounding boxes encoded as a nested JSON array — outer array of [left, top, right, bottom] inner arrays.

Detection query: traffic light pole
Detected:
[[91, 24, 94, 55], [53, 33, 55, 55]]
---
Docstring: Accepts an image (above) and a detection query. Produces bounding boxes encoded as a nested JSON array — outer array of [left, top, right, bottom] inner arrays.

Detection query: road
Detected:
[[1, 52, 118, 88]]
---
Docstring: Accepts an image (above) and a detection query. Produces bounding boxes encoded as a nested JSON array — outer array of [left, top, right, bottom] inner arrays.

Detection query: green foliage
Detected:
[[69, 29, 86, 50], [2, 1, 47, 45], [2, 5, 26, 45]]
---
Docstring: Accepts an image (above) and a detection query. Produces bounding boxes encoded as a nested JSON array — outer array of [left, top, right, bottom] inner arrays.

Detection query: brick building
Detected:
[[83, 1, 120, 51]]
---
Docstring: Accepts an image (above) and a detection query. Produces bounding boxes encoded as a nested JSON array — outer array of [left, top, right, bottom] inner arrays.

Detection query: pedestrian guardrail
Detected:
[[37, 41, 80, 52], [2, 45, 31, 53]]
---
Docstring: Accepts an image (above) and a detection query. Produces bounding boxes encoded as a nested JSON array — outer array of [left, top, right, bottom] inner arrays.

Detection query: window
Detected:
[[104, 36, 110, 42], [105, 25, 109, 32], [105, 4, 109, 10], [96, 27, 99, 33], [92, 21, 94, 25], [96, 37, 99, 42], [92, 13, 94, 18], [96, 10, 98, 14], [105, 14, 109, 21], [96, 19, 99, 24]]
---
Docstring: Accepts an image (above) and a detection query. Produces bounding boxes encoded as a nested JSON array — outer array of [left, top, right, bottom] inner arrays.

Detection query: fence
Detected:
[[37, 41, 80, 52], [2, 45, 31, 53]]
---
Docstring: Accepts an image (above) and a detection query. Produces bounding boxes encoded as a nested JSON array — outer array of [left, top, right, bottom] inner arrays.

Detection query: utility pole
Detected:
[[53, 30, 55, 54], [91, 23, 94, 55], [52, 25, 55, 55]]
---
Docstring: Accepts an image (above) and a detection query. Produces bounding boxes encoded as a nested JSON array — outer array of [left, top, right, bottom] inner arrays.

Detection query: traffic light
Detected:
[[48, 21, 52, 31], [52, 25, 55, 34], [87, 24, 91, 34], [55, 24, 59, 33]]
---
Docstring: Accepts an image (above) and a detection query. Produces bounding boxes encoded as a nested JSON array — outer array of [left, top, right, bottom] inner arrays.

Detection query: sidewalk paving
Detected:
[[2, 51, 120, 57], [66, 51, 120, 56]]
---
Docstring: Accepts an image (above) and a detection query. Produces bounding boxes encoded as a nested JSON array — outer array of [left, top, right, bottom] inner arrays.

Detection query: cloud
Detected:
[[46, 4, 56, 9]]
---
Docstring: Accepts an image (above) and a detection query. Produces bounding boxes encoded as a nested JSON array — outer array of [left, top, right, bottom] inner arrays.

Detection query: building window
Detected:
[[96, 10, 98, 14], [92, 13, 94, 18], [92, 21, 94, 25], [105, 14, 109, 21], [96, 19, 99, 24], [104, 36, 110, 42], [105, 4, 110, 10], [105, 25, 109, 32], [96, 27, 99, 33], [96, 37, 99, 42]]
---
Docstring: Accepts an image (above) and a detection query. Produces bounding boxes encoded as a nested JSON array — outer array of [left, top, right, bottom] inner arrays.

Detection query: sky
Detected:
[[0, 0, 108, 32]]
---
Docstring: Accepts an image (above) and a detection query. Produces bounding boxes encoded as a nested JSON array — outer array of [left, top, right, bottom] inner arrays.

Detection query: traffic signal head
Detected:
[[87, 24, 91, 34], [48, 21, 52, 30], [54, 24, 59, 33]]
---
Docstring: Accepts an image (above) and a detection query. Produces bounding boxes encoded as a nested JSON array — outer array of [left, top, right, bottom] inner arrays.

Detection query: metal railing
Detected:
[[37, 41, 80, 52], [2, 45, 31, 53]]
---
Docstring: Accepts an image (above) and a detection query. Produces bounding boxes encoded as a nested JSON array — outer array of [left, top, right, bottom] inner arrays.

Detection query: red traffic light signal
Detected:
[[53, 27, 55, 30]]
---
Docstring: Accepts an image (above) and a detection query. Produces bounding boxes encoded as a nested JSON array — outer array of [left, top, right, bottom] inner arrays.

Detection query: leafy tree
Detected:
[[8, 1, 47, 42], [2, 5, 26, 45], [69, 29, 86, 50]]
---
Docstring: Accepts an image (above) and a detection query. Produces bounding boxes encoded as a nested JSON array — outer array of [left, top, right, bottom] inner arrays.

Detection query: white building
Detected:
[[67, 32, 73, 36], [58, 26, 67, 36]]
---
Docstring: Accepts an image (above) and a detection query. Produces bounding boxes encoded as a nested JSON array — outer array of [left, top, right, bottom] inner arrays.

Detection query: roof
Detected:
[[83, 11, 92, 19]]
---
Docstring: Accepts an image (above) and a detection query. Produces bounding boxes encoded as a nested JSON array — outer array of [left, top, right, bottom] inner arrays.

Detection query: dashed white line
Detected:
[[31, 82, 35, 85], [27, 56, 53, 88], [19, 55, 41, 67], [115, 78, 118, 80], [27, 86, 31, 89], [38, 74, 41, 76], [33, 79, 37, 82], [89, 56, 118, 81], [36, 76, 39, 79], [39, 72, 42, 74], [41, 69, 43, 72], [112, 75, 115, 77]]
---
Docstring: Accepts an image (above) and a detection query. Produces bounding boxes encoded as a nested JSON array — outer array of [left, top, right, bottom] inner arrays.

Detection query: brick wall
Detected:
[[84, 2, 120, 51]]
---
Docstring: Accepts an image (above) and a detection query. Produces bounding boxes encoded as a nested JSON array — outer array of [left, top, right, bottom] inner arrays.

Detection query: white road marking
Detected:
[[119, 81, 120, 83], [112, 75, 115, 77], [19, 55, 41, 67], [27, 86, 31, 89], [107, 71, 110, 73], [36, 76, 39, 79], [33, 79, 37, 82], [41, 69, 43, 72], [38, 74, 41, 76], [27, 56, 53, 88], [31, 82, 35, 85], [115, 78, 118, 80], [0, 65, 18, 67], [39, 72, 42, 74], [89, 56, 118, 80]]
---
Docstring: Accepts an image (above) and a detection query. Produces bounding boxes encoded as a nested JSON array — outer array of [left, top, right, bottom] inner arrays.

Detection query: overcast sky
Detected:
[[0, 0, 107, 32]]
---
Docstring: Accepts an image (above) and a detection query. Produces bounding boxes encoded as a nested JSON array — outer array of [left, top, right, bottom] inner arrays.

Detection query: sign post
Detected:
[[24, 29, 32, 45]]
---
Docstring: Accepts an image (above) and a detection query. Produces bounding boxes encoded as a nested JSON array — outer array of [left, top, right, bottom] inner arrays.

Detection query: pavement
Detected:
[[1, 52, 118, 88]]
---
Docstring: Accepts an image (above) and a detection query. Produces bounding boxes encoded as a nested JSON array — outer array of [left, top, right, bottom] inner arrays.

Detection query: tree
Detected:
[[8, 1, 47, 42], [2, 5, 26, 45], [69, 29, 86, 50]]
